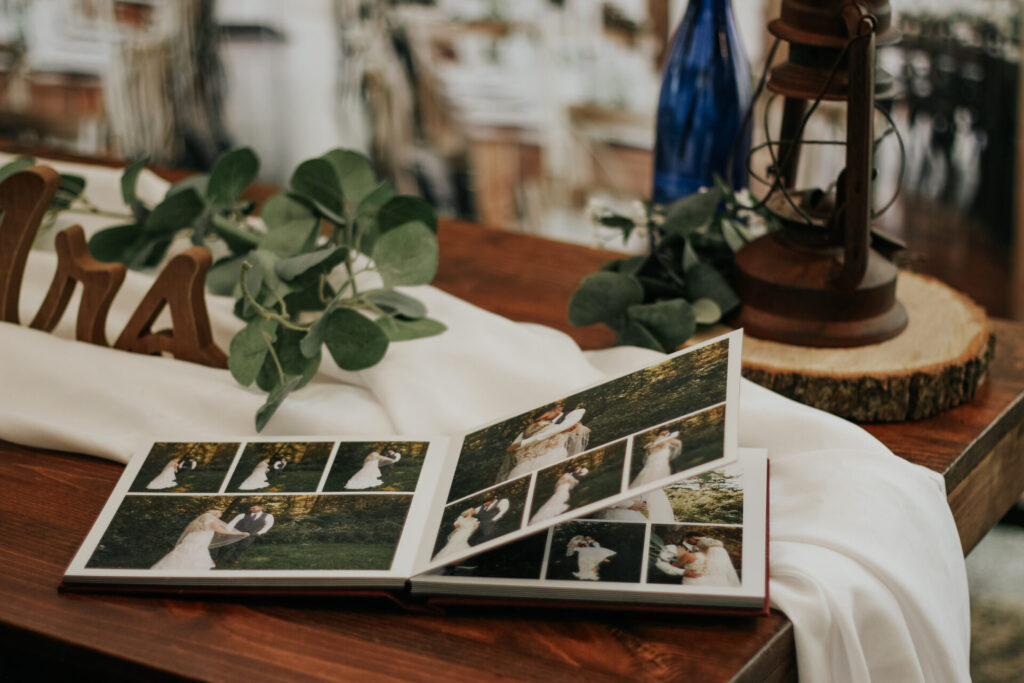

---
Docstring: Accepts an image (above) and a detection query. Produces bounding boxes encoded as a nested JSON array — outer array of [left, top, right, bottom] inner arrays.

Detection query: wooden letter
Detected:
[[0, 167, 59, 323], [30, 225, 126, 346], [114, 246, 228, 368]]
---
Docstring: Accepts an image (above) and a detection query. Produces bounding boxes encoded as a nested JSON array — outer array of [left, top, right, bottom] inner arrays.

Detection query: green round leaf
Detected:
[[323, 308, 390, 370], [376, 316, 446, 341], [617, 320, 664, 352], [228, 319, 278, 386], [207, 255, 246, 296], [211, 212, 260, 254], [290, 158, 343, 217], [299, 314, 328, 358], [692, 297, 723, 325], [355, 181, 397, 255], [261, 193, 321, 257], [626, 299, 696, 350], [661, 186, 723, 237], [371, 222, 439, 287], [207, 147, 259, 206], [378, 195, 438, 234], [255, 376, 302, 432], [364, 289, 428, 319], [276, 327, 321, 390], [686, 262, 740, 314], [322, 149, 377, 209], [567, 271, 644, 330], [274, 246, 347, 282], [119, 156, 149, 206], [0, 156, 35, 186], [166, 173, 209, 198], [144, 188, 205, 234], [88, 225, 139, 263]]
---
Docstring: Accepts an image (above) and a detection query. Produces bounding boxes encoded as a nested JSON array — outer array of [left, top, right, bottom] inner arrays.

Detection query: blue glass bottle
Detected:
[[652, 0, 752, 204]]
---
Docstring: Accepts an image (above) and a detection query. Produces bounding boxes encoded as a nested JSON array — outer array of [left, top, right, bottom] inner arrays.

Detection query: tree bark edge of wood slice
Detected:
[[740, 271, 994, 423]]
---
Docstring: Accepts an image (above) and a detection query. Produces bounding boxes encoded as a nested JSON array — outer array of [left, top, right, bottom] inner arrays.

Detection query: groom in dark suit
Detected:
[[219, 503, 275, 565], [468, 496, 509, 546]]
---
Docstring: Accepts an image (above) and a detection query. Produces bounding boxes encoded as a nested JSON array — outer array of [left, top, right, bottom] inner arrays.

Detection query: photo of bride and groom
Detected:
[[648, 526, 742, 587], [226, 442, 334, 493], [322, 441, 429, 493], [130, 442, 240, 494], [446, 337, 730, 506], [87, 492, 415, 572], [431, 478, 529, 562]]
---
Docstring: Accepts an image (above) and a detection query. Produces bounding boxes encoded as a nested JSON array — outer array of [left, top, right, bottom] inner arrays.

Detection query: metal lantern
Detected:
[[733, 0, 908, 346]]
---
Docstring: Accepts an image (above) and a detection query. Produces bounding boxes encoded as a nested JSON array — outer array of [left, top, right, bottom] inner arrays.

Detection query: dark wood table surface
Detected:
[[3, 219, 1023, 681]]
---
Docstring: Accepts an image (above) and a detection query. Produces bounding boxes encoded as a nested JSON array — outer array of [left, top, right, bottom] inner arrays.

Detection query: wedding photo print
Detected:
[[627, 405, 727, 496], [323, 441, 429, 492], [129, 442, 241, 493], [648, 525, 743, 587], [226, 441, 334, 493], [546, 520, 647, 583], [446, 337, 733, 504], [432, 477, 530, 563], [529, 440, 628, 524], [86, 493, 415, 572]]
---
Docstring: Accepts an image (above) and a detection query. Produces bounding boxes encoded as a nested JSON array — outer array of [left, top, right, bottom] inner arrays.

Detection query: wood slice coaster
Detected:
[[740, 271, 994, 422]]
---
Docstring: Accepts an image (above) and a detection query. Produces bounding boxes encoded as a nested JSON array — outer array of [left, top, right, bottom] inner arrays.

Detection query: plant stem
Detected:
[[239, 262, 309, 332], [262, 326, 286, 387]]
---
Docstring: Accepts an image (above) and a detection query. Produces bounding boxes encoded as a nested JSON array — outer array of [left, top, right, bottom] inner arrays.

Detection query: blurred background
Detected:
[[0, 0, 1021, 678]]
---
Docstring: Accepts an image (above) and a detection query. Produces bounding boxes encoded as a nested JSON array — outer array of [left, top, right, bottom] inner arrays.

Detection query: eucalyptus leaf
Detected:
[[167, 173, 209, 198], [354, 181, 396, 254], [88, 224, 139, 263], [255, 376, 303, 431], [207, 147, 259, 206], [229, 318, 279, 386], [692, 297, 723, 325], [371, 222, 439, 287], [211, 212, 260, 253], [323, 308, 390, 370], [275, 246, 347, 281], [128, 235, 174, 269], [661, 186, 723, 237], [300, 313, 328, 358], [597, 214, 636, 241], [206, 255, 246, 296], [284, 281, 334, 313], [376, 316, 447, 341], [364, 289, 428, 318], [241, 258, 264, 317], [626, 299, 696, 350], [617, 320, 664, 352], [719, 218, 748, 253], [681, 238, 701, 271], [378, 195, 438, 234], [120, 156, 149, 206], [261, 193, 321, 257], [144, 188, 205, 234], [568, 271, 644, 330], [256, 352, 281, 392], [0, 156, 34, 185], [276, 327, 321, 390], [686, 261, 740, 313], [290, 158, 344, 218], [322, 148, 376, 209]]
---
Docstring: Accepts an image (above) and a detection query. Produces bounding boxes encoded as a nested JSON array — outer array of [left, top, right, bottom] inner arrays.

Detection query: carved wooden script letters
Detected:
[[0, 166, 227, 368]]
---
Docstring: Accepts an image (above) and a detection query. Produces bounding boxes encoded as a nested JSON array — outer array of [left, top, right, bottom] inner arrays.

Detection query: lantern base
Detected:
[[732, 232, 908, 348]]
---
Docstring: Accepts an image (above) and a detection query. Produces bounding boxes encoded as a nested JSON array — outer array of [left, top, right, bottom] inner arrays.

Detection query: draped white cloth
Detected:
[[0, 159, 970, 681]]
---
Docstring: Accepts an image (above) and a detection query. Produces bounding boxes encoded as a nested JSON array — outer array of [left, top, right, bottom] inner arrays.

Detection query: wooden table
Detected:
[[3, 220, 1023, 681]]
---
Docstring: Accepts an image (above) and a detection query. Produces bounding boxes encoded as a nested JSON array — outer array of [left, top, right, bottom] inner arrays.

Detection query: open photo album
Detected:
[[63, 331, 768, 612]]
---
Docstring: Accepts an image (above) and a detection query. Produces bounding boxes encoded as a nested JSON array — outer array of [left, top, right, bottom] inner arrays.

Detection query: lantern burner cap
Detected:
[[769, 0, 900, 49]]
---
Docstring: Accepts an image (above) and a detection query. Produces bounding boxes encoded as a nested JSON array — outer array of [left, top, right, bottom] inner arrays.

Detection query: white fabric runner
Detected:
[[0, 159, 970, 681]]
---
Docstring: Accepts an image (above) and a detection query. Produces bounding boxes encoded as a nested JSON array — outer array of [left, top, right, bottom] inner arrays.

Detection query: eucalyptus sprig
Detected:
[[569, 177, 773, 352], [85, 147, 445, 430]]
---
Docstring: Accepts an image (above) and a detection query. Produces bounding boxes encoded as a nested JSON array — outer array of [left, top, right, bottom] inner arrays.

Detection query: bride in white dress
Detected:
[[655, 537, 739, 586], [433, 508, 479, 562], [345, 450, 401, 490], [146, 457, 182, 490], [565, 535, 616, 581], [496, 406, 590, 483], [151, 510, 248, 571], [531, 467, 587, 524], [239, 458, 272, 490], [630, 430, 682, 488]]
